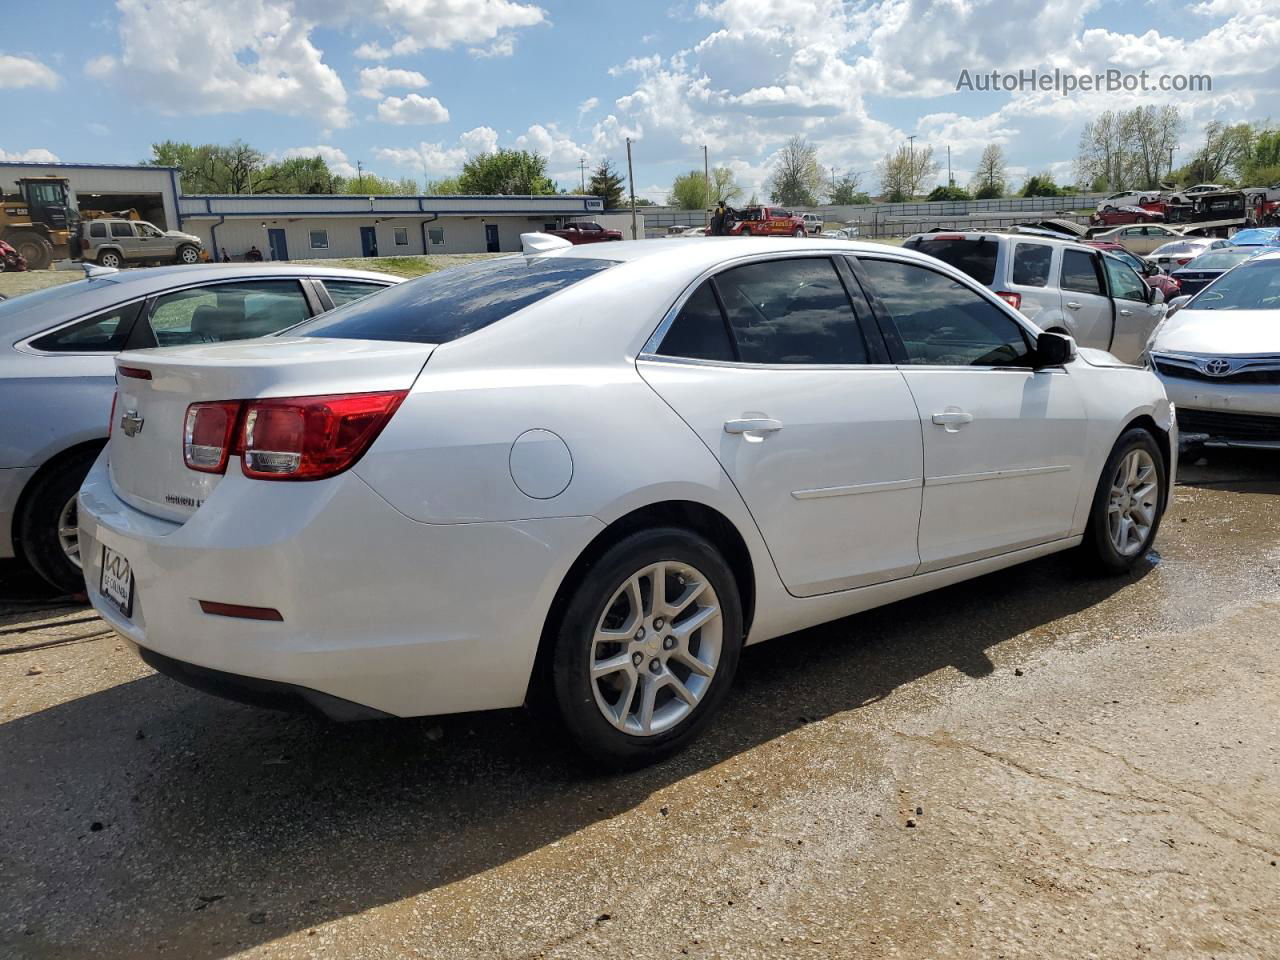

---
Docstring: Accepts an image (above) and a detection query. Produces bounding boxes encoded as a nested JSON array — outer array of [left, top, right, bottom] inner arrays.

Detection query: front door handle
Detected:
[[932, 411, 974, 432], [724, 417, 783, 437], [1065, 301, 1082, 310], [1119, 308, 1133, 316]]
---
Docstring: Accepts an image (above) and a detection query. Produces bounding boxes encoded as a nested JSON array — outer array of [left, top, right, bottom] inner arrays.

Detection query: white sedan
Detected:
[[80, 236, 1176, 766], [1148, 250, 1280, 448]]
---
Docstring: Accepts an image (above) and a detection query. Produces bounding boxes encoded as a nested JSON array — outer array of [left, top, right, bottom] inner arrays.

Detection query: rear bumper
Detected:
[[78, 454, 604, 717], [134, 643, 395, 721]]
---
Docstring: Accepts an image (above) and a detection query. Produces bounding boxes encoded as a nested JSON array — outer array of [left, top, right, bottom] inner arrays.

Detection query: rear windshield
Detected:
[[294, 256, 613, 344], [901, 237, 997, 285], [1184, 252, 1253, 271]]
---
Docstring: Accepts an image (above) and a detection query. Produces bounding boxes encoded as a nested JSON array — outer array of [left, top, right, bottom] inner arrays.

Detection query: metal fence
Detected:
[[625, 193, 1107, 238]]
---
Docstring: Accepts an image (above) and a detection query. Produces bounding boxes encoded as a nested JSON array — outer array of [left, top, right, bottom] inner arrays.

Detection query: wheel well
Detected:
[[1121, 414, 1172, 496], [527, 500, 757, 700], [10, 439, 105, 554]]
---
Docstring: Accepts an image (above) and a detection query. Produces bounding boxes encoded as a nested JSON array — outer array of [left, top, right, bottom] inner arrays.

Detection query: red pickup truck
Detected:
[[729, 206, 808, 237], [545, 221, 623, 243]]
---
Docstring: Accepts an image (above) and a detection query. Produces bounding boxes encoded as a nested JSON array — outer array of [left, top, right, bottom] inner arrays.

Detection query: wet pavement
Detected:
[[1, 450, 1278, 959]]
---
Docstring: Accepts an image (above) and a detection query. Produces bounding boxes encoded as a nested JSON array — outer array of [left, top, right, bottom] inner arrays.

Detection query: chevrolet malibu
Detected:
[[80, 236, 1176, 767]]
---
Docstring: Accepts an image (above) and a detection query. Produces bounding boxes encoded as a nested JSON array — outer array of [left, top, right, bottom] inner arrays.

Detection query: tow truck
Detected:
[[729, 206, 808, 237]]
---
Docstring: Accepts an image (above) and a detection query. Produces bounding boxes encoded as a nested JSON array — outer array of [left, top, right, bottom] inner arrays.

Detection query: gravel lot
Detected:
[[1, 451, 1277, 959]]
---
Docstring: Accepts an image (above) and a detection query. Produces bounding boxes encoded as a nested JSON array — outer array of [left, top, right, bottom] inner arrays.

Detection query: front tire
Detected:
[[19, 450, 100, 594], [547, 528, 743, 768], [793, 227, 805, 237], [1081, 429, 1167, 574]]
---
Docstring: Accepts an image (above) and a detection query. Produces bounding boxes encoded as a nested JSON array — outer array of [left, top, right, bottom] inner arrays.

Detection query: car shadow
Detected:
[[0, 559, 88, 635], [1175, 448, 1280, 495], [1, 550, 1150, 958]]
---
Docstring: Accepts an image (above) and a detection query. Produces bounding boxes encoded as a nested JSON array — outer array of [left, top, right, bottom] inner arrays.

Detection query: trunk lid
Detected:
[[109, 337, 435, 521]]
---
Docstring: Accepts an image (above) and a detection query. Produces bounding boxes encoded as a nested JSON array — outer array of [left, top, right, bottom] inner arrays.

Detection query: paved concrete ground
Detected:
[[1, 451, 1277, 959]]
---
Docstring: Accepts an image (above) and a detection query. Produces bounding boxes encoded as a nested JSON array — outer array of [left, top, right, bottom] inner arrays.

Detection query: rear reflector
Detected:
[[995, 291, 1022, 310], [184, 401, 242, 474], [117, 366, 152, 380], [198, 600, 283, 622]]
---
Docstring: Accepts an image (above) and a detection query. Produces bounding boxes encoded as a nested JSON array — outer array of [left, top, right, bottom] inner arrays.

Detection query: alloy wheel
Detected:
[[589, 561, 723, 736], [1108, 448, 1158, 556], [57, 494, 81, 569]]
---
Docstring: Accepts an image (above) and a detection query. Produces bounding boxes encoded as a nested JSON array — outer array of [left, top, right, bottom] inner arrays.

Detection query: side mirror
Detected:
[[1148, 286, 1166, 305], [1034, 330, 1076, 368], [1166, 294, 1191, 316]]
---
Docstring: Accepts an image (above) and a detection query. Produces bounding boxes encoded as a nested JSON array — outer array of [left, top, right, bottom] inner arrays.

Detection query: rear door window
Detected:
[[713, 257, 867, 364], [1060, 249, 1105, 295], [321, 279, 392, 307], [901, 236, 998, 285], [109, 222, 134, 238], [295, 256, 614, 344], [145, 280, 312, 346], [1011, 243, 1053, 287]]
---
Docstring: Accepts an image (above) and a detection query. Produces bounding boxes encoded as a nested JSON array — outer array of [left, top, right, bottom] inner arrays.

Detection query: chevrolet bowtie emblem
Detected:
[[119, 409, 145, 437]]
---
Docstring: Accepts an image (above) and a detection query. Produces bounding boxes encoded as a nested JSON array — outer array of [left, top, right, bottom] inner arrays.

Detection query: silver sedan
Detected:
[[1, 263, 399, 592]]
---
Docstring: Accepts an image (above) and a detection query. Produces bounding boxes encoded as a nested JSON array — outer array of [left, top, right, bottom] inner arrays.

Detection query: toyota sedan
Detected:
[[80, 236, 1175, 766]]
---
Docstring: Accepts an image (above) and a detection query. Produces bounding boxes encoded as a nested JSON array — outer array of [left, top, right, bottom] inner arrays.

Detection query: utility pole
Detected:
[[831, 166, 836, 196], [703, 144, 710, 229], [626, 137, 638, 240], [356, 160, 364, 194], [579, 157, 587, 193], [947, 145, 953, 187], [906, 135, 917, 196]]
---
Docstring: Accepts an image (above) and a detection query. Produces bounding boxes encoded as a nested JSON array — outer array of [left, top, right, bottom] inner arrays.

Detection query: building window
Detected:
[[309, 229, 328, 249], [428, 228, 445, 246], [394, 227, 408, 246]]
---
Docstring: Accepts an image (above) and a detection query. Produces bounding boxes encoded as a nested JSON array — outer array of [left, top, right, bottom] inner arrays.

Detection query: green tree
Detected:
[[457, 149, 556, 195], [768, 136, 823, 206], [588, 158, 626, 208], [257, 155, 341, 194], [424, 176, 463, 195], [710, 166, 742, 204], [668, 170, 710, 210], [927, 185, 972, 201], [827, 172, 868, 205], [339, 174, 419, 195], [1020, 173, 1067, 197], [1242, 130, 1280, 184], [877, 144, 940, 201], [970, 144, 1007, 198]]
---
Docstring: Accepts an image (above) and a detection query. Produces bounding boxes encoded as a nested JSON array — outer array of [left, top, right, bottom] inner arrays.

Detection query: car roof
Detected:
[[904, 230, 1086, 249], [551, 235, 947, 270]]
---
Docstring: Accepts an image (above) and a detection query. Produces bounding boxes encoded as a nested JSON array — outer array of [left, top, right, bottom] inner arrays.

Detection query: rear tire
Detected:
[[547, 528, 743, 769], [19, 449, 100, 595], [1080, 429, 1167, 575], [97, 249, 123, 269], [176, 244, 200, 265], [739, 227, 753, 236], [9, 231, 52, 270]]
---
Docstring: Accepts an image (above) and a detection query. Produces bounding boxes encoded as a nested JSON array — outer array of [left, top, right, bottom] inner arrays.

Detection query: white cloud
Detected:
[[357, 66, 427, 99], [469, 34, 516, 58], [459, 125, 499, 155], [373, 126, 500, 176], [0, 54, 59, 89], [91, 0, 351, 128], [376, 93, 450, 124], [350, 0, 545, 58], [0, 147, 60, 162], [578, 96, 599, 117], [278, 144, 357, 176]]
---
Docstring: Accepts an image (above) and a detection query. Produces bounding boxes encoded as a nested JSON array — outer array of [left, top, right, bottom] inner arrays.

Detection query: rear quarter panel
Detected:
[[0, 354, 115, 468]]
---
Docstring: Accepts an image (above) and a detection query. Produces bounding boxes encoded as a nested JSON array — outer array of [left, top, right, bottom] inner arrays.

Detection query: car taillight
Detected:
[[184, 401, 243, 473], [1176, 258, 1192, 265], [240, 391, 407, 481], [995, 291, 1022, 310]]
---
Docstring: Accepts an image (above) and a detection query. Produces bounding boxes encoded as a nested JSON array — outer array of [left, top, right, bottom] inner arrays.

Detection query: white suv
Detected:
[[800, 213, 824, 235], [903, 231, 1167, 363]]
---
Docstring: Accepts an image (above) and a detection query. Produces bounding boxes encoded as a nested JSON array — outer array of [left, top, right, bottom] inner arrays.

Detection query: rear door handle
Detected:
[[932, 411, 974, 432], [724, 417, 783, 436], [1065, 301, 1082, 310], [1119, 308, 1133, 316]]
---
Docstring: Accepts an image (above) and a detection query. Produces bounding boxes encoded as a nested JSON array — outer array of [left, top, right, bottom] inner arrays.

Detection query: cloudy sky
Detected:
[[2, 0, 1276, 201]]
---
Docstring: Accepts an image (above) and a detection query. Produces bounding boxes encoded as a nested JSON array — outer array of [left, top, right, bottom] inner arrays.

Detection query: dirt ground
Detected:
[[1, 451, 1278, 960]]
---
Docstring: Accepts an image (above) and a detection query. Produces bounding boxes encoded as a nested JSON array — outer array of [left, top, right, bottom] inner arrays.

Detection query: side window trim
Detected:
[[850, 254, 1037, 370], [703, 277, 741, 363]]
